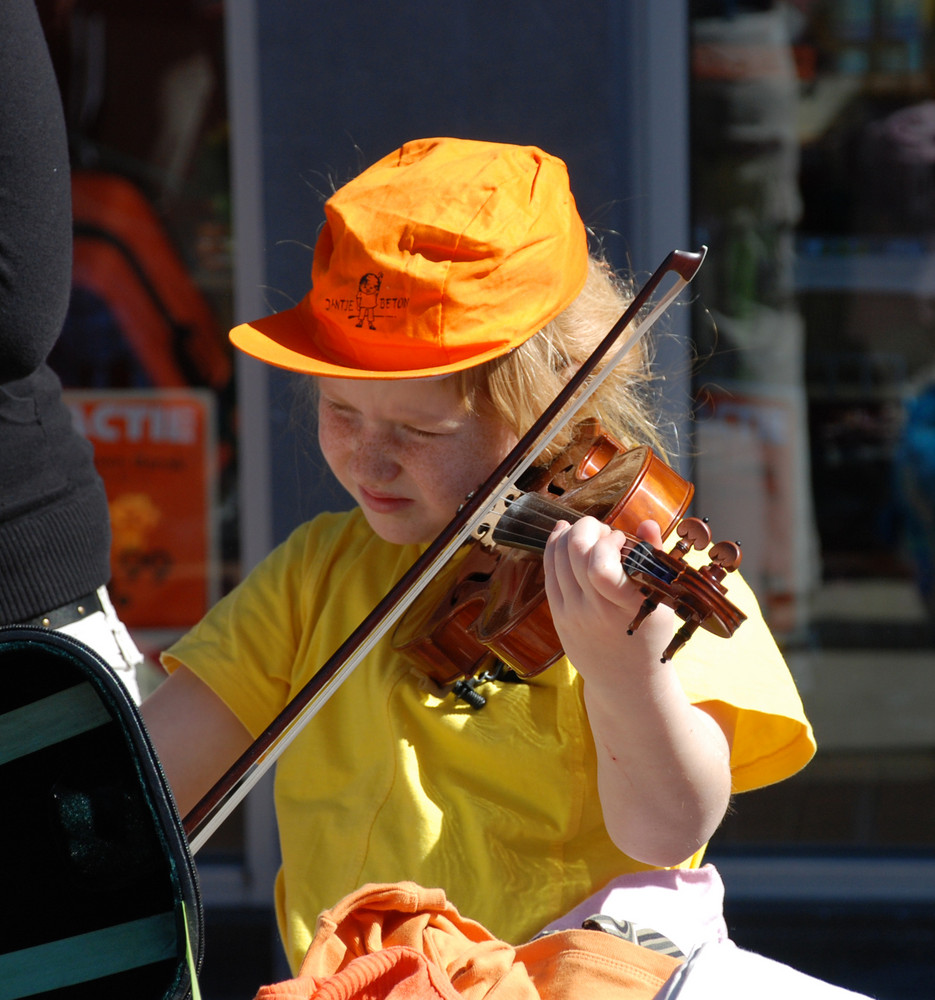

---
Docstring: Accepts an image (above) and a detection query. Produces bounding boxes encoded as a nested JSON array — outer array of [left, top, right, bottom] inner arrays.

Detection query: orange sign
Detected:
[[65, 390, 217, 629]]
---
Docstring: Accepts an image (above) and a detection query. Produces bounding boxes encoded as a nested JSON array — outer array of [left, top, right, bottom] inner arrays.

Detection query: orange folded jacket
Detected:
[[254, 881, 681, 1000]]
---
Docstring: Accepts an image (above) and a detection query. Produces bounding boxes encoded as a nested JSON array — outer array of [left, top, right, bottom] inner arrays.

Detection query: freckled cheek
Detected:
[[317, 417, 364, 487], [420, 433, 512, 516], [317, 420, 341, 470], [415, 461, 480, 516]]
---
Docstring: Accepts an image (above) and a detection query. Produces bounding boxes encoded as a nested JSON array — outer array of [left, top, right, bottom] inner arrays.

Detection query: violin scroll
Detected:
[[624, 520, 746, 662]]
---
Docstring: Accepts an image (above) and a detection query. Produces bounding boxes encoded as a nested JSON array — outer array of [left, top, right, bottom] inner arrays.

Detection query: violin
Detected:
[[393, 419, 746, 686], [183, 247, 709, 851]]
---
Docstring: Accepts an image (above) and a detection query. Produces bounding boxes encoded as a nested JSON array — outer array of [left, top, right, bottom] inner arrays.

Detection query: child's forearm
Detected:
[[544, 514, 733, 865], [583, 665, 732, 867], [141, 665, 253, 819]]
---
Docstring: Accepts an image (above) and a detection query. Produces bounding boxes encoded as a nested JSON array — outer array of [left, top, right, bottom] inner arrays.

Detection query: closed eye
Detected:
[[402, 424, 445, 439], [322, 398, 356, 419]]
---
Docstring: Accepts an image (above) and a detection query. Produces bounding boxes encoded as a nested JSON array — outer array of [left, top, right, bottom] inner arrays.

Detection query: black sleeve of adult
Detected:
[[0, 0, 73, 380]]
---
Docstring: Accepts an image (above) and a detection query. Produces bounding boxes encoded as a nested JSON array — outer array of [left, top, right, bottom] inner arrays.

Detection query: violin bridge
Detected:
[[469, 487, 523, 548]]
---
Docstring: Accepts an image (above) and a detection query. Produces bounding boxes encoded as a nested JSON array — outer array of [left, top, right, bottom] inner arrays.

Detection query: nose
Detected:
[[348, 427, 400, 484]]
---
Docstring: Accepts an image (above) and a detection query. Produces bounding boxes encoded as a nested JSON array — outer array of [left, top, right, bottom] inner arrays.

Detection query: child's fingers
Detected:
[[586, 529, 631, 600], [542, 519, 574, 610], [635, 518, 664, 548], [546, 516, 624, 606]]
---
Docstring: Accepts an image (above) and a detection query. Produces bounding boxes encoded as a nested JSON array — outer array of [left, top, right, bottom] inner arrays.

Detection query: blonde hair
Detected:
[[454, 255, 669, 463]]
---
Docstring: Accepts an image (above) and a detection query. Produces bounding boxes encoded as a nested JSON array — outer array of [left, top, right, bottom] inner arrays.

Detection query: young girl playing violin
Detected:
[[141, 136, 815, 974]]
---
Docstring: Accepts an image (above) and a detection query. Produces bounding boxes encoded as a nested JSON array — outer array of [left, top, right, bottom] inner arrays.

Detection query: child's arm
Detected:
[[544, 517, 733, 868], [141, 665, 253, 819]]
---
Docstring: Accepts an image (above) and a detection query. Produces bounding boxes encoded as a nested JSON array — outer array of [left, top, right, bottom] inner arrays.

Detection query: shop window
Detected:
[[690, 0, 935, 859]]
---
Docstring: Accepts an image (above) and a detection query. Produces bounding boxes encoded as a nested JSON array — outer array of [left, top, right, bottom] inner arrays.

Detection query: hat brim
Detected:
[[230, 302, 541, 380]]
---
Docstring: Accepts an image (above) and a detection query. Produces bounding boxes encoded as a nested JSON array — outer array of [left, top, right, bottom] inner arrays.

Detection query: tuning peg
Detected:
[[661, 618, 702, 661], [671, 517, 712, 558]]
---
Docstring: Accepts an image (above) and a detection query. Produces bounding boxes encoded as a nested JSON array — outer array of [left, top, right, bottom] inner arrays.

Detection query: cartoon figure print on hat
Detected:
[[355, 272, 382, 330], [230, 137, 590, 379]]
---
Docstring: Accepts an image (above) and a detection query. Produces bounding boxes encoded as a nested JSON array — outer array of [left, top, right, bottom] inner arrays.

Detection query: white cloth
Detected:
[[537, 864, 729, 957], [54, 585, 143, 704], [654, 941, 875, 1000], [540, 865, 873, 999]]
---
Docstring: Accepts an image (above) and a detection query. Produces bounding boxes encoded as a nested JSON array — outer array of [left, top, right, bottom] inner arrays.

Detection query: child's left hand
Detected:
[[543, 514, 733, 868], [543, 515, 676, 681]]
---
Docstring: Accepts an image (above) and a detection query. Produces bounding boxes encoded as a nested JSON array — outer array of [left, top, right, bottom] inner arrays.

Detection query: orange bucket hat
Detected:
[[230, 137, 590, 379]]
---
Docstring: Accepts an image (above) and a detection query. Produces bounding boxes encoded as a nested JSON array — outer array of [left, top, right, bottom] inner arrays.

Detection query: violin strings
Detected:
[[492, 492, 580, 551], [625, 541, 677, 584], [492, 491, 673, 583], [492, 493, 735, 633]]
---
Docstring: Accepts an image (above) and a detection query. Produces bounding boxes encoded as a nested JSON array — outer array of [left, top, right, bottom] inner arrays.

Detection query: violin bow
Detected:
[[183, 246, 707, 852]]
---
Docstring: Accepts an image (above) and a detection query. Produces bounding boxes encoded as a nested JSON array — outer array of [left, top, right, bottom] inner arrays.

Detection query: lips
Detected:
[[359, 486, 412, 514]]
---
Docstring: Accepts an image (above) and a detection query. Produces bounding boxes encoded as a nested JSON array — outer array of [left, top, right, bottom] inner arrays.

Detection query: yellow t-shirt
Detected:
[[163, 507, 815, 973]]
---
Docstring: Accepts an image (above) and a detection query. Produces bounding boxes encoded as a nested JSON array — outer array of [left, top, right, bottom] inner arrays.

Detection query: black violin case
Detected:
[[0, 626, 202, 999]]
